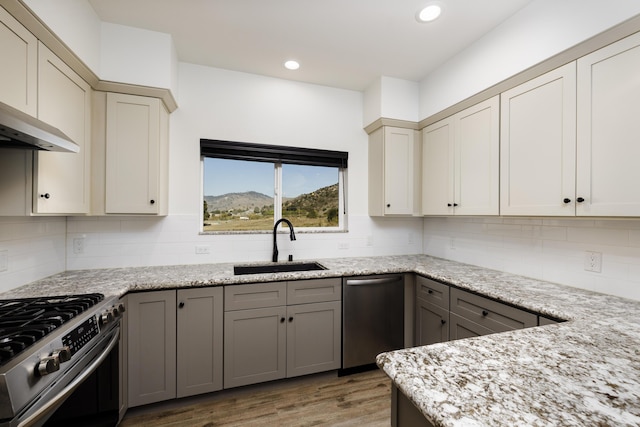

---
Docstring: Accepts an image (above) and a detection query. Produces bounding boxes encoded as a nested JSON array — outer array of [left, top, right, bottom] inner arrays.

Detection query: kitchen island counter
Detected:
[[2, 255, 640, 425]]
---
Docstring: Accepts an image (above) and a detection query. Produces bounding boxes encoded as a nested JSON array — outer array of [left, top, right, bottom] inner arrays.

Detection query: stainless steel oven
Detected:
[[0, 294, 124, 427]]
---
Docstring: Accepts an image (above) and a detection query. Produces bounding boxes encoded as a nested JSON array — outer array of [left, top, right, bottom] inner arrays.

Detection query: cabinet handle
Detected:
[[440, 319, 446, 325], [288, 316, 293, 322], [427, 289, 433, 294], [563, 198, 571, 204], [40, 193, 51, 199], [280, 317, 285, 323], [453, 203, 458, 207], [482, 310, 489, 316], [150, 199, 156, 205], [178, 302, 184, 309], [386, 203, 391, 208], [447, 203, 452, 207], [576, 197, 585, 203]]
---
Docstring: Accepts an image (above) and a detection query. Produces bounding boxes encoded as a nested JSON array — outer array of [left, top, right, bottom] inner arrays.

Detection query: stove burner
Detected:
[[0, 294, 104, 366]]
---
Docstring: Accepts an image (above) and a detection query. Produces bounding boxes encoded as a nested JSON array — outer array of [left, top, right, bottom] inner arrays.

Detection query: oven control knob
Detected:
[[37, 356, 60, 376], [115, 303, 126, 315], [52, 346, 71, 363], [99, 311, 113, 326]]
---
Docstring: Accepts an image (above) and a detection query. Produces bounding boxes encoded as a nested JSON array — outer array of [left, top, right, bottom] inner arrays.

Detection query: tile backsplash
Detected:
[[423, 217, 640, 301]]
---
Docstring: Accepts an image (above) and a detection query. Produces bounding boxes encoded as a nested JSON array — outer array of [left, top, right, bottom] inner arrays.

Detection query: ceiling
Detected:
[[87, 0, 534, 91]]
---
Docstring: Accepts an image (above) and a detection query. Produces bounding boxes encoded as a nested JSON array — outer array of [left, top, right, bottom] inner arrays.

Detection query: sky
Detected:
[[204, 158, 338, 198]]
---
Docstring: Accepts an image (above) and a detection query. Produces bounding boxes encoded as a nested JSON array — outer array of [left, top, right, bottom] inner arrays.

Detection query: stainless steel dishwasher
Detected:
[[342, 274, 404, 371]]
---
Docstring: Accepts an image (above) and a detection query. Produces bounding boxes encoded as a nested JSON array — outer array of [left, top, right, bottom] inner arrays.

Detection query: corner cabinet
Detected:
[[576, 31, 640, 216], [368, 126, 421, 216], [224, 278, 341, 389], [92, 92, 169, 215], [422, 96, 499, 216], [33, 43, 92, 215]]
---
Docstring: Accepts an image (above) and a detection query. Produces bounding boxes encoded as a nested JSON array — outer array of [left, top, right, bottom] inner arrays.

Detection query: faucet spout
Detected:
[[273, 218, 296, 262]]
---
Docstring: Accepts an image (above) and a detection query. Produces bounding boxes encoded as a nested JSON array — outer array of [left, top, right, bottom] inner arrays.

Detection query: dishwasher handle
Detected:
[[345, 276, 402, 286]]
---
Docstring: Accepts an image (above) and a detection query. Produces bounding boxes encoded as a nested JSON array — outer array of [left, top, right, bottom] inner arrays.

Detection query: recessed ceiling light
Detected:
[[284, 60, 300, 70], [416, 4, 442, 23]]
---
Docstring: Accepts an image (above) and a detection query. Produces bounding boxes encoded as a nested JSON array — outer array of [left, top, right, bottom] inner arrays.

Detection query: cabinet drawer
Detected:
[[287, 278, 342, 305], [224, 282, 287, 311], [416, 276, 449, 309], [450, 288, 537, 333]]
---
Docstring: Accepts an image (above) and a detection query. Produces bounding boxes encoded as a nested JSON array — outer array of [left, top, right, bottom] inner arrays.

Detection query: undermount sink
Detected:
[[233, 261, 327, 275]]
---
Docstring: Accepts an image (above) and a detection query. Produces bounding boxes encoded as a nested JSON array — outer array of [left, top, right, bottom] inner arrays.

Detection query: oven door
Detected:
[[9, 324, 120, 427]]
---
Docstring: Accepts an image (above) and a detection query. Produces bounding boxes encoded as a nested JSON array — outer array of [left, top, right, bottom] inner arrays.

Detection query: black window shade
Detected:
[[200, 139, 348, 169]]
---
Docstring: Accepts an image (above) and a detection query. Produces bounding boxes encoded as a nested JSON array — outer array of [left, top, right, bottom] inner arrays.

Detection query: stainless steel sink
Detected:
[[233, 261, 327, 275]]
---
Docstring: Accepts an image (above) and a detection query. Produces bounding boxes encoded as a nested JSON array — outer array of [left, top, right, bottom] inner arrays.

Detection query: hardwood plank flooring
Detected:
[[120, 369, 391, 426]]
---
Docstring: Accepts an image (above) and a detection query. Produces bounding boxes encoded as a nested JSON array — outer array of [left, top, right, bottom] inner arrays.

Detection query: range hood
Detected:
[[0, 100, 79, 153]]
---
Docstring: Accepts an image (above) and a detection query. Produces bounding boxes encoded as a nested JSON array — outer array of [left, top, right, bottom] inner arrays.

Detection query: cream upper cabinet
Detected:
[[422, 96, 499, 216], [369, 126, 420, 216], [576, 31, 640, 216], [500, 63, 577, 216], [0, 6, 37, 116], [103, 92, 169, 215], [34, 43, 91, 214]]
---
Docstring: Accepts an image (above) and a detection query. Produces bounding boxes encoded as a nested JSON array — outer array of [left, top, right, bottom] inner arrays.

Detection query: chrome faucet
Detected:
[[273, 218, 296, 262]]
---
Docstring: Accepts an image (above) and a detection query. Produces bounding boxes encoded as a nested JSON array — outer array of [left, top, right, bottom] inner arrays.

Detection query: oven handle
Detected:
[[17, 326, 120, 427]]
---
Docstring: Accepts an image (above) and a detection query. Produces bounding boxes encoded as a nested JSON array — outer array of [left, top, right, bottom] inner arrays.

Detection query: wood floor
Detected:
[[119, 369, 391, 426]]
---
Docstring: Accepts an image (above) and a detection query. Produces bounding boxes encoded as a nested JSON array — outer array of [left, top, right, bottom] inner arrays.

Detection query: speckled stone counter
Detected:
[[3, 254, 640, 426]]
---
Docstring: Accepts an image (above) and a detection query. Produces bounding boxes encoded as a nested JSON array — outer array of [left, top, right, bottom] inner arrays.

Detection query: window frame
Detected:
[[200, 139, 348, 234]]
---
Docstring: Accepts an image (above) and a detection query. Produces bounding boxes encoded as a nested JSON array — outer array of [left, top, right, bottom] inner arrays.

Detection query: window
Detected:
[[201, 140, 347, 232]]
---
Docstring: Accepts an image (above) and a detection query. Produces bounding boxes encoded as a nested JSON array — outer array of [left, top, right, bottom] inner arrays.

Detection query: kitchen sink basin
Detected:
[[233, 261, 327, 275]]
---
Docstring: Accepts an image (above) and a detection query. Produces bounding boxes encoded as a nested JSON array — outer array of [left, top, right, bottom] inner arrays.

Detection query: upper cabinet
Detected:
[[368, 126, 420, 216], [422, 96, 499, 216], [500, 63, 577, 216], [92, 92, 169, 216], [576, 31, 640, 217], [33, 43, 92, 215], [0, 5, 37, 116]]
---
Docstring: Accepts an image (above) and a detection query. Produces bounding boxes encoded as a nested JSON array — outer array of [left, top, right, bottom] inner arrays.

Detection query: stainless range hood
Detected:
[[0, 100, 79, 153]]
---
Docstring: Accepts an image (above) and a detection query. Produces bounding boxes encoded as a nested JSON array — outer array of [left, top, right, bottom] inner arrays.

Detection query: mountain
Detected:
[[204, 183, 338, 215], [204, 191, 272, 213]]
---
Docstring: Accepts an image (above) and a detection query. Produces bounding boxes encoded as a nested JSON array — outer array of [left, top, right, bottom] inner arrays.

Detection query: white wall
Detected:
[[363, 76, 420, 126], [0, 217, 66, 293], [65, 63, 424, 270], [419, 0, 640, 119]]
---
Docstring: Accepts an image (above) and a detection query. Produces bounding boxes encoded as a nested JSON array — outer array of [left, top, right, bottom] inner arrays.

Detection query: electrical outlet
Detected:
[[195, 245, 210, 255], [408, 233, 415, 244], [338, 242, 349, 250], [73, 237, 85, 254], [584, 251, 602, 273], [366, 236, 373, 247], [0, 250, 8, 272], [450, 237, 456, 250]]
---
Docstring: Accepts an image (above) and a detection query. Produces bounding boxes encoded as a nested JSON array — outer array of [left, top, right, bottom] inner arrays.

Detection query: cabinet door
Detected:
[[127, 290, 176, 407], [383, 127, 417, 215], [455, 96, 499, 215], [224, 306, 287, 388], [500, 63, 576, 216], [0, 6, 37, 116], [422, 118, 454, 215], [416, 299, 449, 346], [176, 287, 223, 398], [286, 301, 341, 377], [449, 313, 492, 340], [105, 93, 166, 214], [577, 32, 640, 216], [34, 43, 91, 214]]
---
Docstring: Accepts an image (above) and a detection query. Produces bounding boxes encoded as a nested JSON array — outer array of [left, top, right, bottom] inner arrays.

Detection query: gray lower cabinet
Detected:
[[127, 290, 177, 407], [127, 287, 224, 407], [176, 287, 224, 398], [224, 278, 342, 389], [415, 277, 449, 346]]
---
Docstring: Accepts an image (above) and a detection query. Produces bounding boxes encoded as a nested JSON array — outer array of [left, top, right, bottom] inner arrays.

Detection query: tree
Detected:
[[326, 207, 338, 224], [203, 200, 210, 220]]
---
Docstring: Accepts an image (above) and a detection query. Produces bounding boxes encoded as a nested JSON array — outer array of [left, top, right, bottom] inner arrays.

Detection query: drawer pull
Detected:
[[482, 310, 489, 316], [427, 289, 433, 294], [440, 319, 446, 325]]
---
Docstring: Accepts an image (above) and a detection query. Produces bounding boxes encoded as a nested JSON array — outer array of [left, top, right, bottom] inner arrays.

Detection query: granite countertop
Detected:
[[3, 255, 640, 425]]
